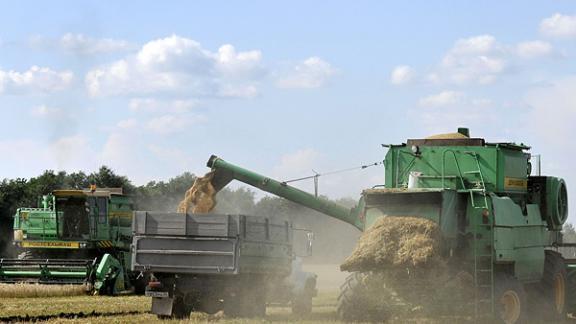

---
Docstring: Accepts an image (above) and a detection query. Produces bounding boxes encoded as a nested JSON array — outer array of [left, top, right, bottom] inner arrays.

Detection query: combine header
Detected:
[[0, 188, 139, 294]]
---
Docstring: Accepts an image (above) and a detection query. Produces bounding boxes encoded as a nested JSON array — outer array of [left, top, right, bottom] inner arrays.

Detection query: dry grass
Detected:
[[0, 284, 478, 324], [0, 266, 477, 323], [340, 216, 442, 272], [0, 295, 149, 318], [0, 283, 87, 298]]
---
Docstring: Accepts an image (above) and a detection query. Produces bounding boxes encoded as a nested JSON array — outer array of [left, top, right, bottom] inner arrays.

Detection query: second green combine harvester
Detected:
[[205, 128, 572, 323], [0, 187, 141, 294]]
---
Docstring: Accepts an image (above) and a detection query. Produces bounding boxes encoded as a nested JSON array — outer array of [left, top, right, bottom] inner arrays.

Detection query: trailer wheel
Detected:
[[539, 250, 568, 320], [223, 278, 266, 318], [495, 274, 526, 324], [292, 295, 312, 316], [337, 272, 387, 322], [292, 276, 316, 316], [171, 295, 191, 319], [132, 272, 150, 295]]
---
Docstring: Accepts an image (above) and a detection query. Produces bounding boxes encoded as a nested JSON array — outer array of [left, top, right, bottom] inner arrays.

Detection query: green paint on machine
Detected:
[[2, 188, 137, 294], [205, 128, 573, 323]]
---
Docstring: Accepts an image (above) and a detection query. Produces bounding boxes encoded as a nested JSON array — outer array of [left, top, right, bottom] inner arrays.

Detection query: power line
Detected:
[[282, 160, 384, 185]]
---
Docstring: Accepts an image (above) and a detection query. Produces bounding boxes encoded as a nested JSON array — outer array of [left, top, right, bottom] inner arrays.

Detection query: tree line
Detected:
[[0, 166, 360, 262], [3, 166, 574, 262]]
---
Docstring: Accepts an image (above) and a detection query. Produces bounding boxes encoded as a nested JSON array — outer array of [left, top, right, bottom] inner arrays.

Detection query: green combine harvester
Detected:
[[0, 187, 141, 294], [204, 128, 573, 323]]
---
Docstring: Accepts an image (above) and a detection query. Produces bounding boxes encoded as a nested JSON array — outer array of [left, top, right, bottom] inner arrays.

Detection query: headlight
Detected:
[[13, 230, 23, 241]]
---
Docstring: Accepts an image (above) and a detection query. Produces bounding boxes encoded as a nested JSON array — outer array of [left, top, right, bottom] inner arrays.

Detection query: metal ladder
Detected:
[[463, 152, 488, 209], [472, 202, 494, 320], [466, 153, 494, 321], [442, 150, 495, 320]]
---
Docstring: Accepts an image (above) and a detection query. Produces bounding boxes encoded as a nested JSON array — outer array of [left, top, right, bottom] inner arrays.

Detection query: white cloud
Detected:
[[0, 66, 73, 94], [412, 105, 498, 136], [215, 44, 264, 80], [276, 57, 337, 89], [101, 132, 142, 176], [436, 35, 506, 85], [515, 41, 553, 59], [129, 98, 199, 113], [145, 114, 206, 134], [60, 33, 135, 55], [86, 35, 264, 98], [416, 35, 558, 86], [418, 90, 492, 108], [525, 76, 576, 146], [30, 105, 64, 118], [540, 13, 576, 39], [415, 90, 496, 134], [419, 91, 464, 107], [49, 135, 98, 171], [148, 145, 194, 167], [116, 118, 138, 129], [272, 148, 321, 180], [390, 65, 415, 85]]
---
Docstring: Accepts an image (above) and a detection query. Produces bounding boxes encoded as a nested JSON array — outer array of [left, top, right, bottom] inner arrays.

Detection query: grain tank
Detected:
[[204, 128, 572, 323]]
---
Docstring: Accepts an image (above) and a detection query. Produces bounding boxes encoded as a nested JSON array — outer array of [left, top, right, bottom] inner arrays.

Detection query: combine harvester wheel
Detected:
[[336, 273, 387, 322], [495, 274, 526, 324], [538, 250, 568, 320]]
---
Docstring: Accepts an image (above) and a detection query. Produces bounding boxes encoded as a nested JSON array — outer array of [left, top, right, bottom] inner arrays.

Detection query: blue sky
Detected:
[[1, 1, 576, 220]]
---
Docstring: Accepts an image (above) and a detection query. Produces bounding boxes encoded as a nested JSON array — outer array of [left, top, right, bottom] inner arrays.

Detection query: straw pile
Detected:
[[177, 171, 217, 214], [0, 283, 86, 298], [340, 216, 442, 272]]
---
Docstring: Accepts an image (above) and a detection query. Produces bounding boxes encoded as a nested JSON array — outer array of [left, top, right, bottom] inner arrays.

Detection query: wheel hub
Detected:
[[499, 290, 521, 324], [554, 273, 566, 314]]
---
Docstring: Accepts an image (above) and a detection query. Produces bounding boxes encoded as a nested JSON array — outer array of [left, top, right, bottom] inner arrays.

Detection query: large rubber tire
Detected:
[[292, 295, 312, 317], [539, 250, 568, 321], [337, 273, 387, 322], [171, 295, 191, 319], [198, 300, 223, 315], [495, 274, 527, 324], [131, 273, 150, 295], [223, 278, 266, 318], [292, 276, 316, 316]]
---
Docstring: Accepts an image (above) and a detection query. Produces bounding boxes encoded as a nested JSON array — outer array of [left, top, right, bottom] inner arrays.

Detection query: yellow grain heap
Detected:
[[425, 132, 468, 139], [340, 216, 442, 272], [177, 171, 217, 214]]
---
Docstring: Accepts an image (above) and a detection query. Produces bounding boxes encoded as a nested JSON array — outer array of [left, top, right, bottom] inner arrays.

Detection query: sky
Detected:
[[1, 1, 576, 220]]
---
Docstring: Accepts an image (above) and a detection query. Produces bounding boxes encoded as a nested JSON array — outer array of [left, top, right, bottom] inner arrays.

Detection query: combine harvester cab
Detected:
[[1, 187, 136, 295], [204, 127, 573, 323]]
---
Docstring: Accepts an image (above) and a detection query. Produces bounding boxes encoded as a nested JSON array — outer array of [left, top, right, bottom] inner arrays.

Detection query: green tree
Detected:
[[88, 166, 134, 193], [563, 223, 576, 243]]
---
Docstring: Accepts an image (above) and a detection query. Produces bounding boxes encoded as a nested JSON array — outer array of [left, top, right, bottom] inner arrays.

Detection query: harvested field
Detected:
[[0, 283, 86, 298], [0, 286, 474, 324], [340, 216, 442, 272]]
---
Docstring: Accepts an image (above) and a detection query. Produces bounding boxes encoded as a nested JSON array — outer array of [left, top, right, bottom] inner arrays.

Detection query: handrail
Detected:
[[395, 151, 416, 187], [442, 150, 467, 189]]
